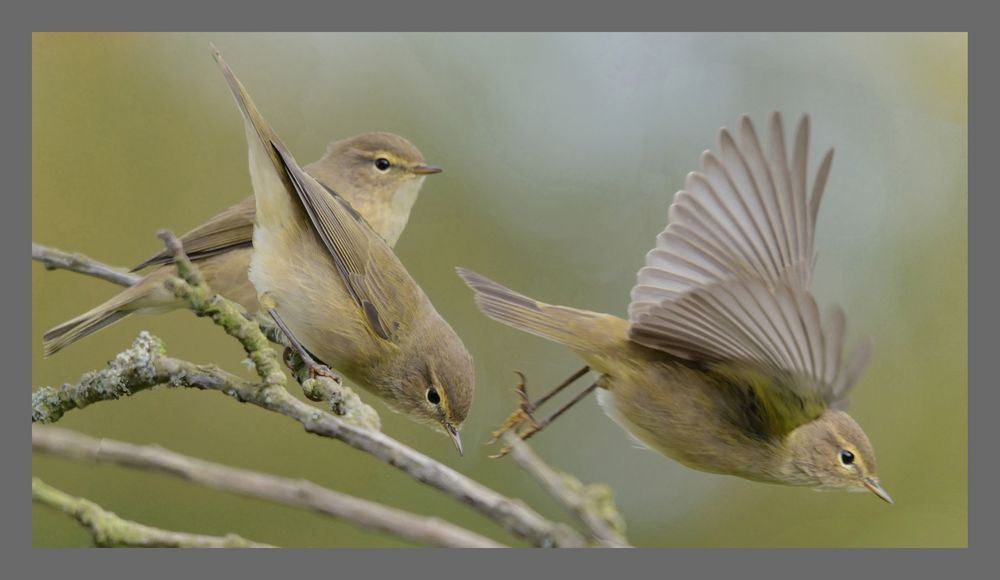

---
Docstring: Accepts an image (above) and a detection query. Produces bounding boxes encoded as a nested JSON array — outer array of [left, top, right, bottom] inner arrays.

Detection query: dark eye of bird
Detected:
[[374, 158, 391, 171], [426, 387, 441, 405], [840, 450, 855, 466]]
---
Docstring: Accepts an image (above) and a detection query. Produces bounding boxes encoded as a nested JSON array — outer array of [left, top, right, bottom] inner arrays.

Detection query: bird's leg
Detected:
[[489, 366, 592, 458], [531, 365, 591, 409], [490, 367, 589, 439], [266, 306, 341, 385]]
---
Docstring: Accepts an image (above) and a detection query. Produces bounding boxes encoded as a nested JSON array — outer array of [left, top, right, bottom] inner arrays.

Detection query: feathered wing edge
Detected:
[[626, 113, 870, 405], [629, 112, 834, 320], [629, 276, 871, 406]]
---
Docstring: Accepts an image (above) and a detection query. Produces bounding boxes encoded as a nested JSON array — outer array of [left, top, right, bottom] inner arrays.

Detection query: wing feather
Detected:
[[212, 44, 416, 343], [627, 113, 870, 422]]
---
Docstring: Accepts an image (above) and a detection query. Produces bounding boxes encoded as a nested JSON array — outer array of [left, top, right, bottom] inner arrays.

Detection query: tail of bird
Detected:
[[457, 267, 618, 354], [42, 298, 133, 356], [42, 275, 173, 356]]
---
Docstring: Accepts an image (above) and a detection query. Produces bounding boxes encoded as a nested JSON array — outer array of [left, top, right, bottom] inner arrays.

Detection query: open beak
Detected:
[[412, 164, 443, 175], [445, 424, 463, 456], [863, 478, 893, 504]]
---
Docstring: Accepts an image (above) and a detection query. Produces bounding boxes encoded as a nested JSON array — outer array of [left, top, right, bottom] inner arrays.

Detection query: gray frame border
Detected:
[[11, 1, 984, 578]]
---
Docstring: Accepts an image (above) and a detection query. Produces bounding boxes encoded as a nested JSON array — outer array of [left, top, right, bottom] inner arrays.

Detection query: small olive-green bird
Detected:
[[42, 131, 441, 356], [460, 112, 890, 501], [212, 46, 472, 452]]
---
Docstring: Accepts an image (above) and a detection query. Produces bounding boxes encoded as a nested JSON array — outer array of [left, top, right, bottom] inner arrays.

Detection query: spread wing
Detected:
[[212, 45, 418, 343], [132, 196, 255, 270], [628, 113, 871, 431]]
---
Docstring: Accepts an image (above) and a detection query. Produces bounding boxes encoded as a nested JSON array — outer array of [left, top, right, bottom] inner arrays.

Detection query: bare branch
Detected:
[[32, 477, 272, 548], [33, 426, 504, 548], [32, 242, 139, 287], [504, 434, 629, 547]]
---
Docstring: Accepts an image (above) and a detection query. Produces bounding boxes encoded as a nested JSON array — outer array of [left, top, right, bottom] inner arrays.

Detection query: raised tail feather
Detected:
[[456, 267, 615, 353]]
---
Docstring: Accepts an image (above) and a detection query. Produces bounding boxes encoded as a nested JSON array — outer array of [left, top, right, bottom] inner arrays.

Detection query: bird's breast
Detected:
[[248, 222, 380, 380], [596, 361, 776, 478]]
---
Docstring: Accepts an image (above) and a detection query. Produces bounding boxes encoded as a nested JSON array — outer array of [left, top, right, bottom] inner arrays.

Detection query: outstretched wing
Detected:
[[629, 113, 832, 317], [627, 113, 870, 430]]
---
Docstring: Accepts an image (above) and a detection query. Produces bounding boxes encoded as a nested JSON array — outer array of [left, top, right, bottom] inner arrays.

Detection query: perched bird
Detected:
[[212, 46, 472, 452], [460, 113, 890, 501], [42, 131, 442, 356]]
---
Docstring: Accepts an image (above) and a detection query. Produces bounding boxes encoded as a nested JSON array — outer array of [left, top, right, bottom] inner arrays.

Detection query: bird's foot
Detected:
[[487, 372, 544, 458], [487, 367, 596, 459]]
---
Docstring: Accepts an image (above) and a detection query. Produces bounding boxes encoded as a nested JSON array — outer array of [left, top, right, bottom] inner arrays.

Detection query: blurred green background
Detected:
[[31, 32, 966, 547]]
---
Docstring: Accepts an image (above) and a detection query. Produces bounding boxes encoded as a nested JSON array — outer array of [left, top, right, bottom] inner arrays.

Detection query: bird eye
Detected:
[[839, 450, 855, 466], [426, 387, 441, 405], [374, 158, 391, 172]]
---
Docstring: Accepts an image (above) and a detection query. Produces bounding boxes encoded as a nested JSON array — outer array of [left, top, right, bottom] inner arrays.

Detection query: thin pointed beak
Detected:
[[446, 424, 463, 456], [863, 478, 893, 504], [412, 164, 443, 175]]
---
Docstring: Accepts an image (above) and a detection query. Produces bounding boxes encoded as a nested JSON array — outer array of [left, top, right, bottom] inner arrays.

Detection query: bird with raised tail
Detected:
[[211, 45, 473, 454]]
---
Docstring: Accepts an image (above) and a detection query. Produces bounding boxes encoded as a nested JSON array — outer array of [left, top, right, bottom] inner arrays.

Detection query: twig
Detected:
[[32, 477, 272, 548], [32, 242, 140, 287], [32, 238, 586, 548], [33, 426, 504, 548], [504, 434, 629, 547]]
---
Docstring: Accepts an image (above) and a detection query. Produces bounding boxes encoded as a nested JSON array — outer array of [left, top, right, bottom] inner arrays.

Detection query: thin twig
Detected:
[[32, 242, 140, 287], [33, 426, 504, 548], [504, 434, 629, 547], [32, 477, 272, 548], [32, 238, 586, 548]]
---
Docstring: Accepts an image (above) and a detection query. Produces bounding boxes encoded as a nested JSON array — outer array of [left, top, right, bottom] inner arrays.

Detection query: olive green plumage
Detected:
[[212, 46, 472, 451]]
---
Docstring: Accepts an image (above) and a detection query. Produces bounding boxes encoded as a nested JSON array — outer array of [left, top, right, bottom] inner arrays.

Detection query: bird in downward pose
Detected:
[[460, 113, 890, 501], [212, 46, 472, 453]]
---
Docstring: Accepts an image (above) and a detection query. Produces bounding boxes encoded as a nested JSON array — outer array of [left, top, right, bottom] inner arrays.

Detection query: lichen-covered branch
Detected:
[[504, 434, 629, 547], [31, 237, 375, 423], [32, 238, 586, 548], [33, 426, 504, 548], [32, 242, 140, 287], [32, 477, 272, 548], [31, 333, 581, 546], [157, 229, 286, 388]]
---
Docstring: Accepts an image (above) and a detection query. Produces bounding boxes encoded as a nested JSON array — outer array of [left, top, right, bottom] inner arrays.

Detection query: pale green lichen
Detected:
[[300, 376, 381, 432], [555, 471, 627, 544], [32, 332, 166, 423], [581, 482, 627, 539], [32, 477, 270, 548]]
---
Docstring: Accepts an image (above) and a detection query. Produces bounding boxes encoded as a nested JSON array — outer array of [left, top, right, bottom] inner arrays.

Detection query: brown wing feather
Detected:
[[627, 113, 870, 420], [132, 196, 255, 270]]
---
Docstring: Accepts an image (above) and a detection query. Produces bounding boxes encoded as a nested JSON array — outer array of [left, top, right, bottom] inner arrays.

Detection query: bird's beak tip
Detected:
[[446, 425, 464, 456], [864, 478, 893, 504], [413, 164, 443, 175]]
